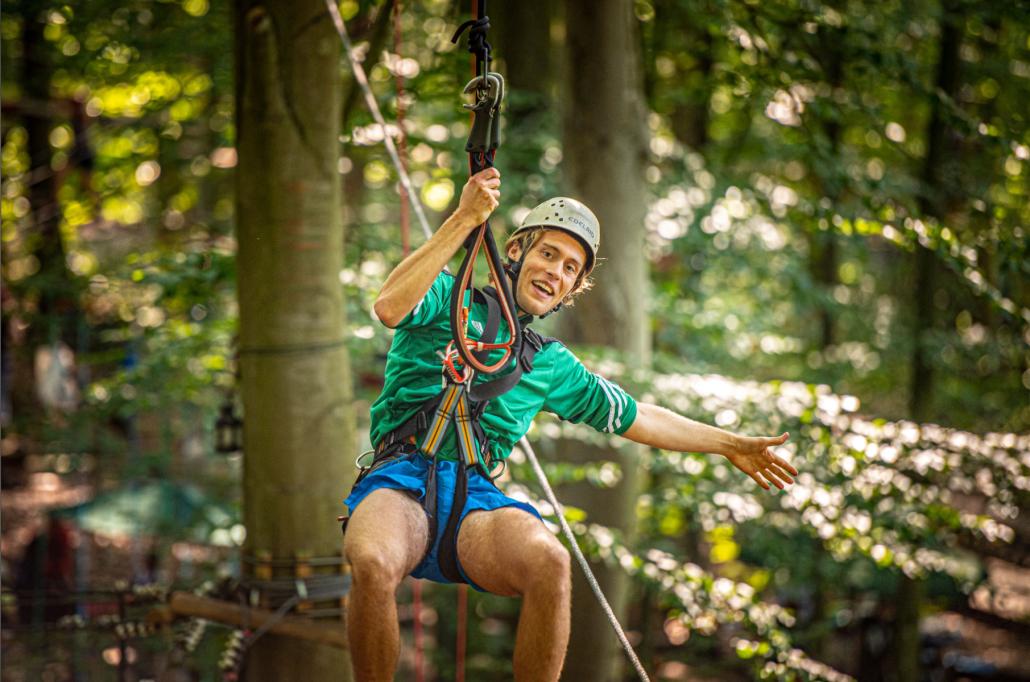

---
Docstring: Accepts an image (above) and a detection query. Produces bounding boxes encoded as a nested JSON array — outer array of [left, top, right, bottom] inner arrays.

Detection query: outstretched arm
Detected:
[[373, 168, 501, 327], [622, 402, 798, 490]]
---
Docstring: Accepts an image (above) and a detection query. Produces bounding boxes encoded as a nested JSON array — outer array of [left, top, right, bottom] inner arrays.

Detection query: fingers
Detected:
[[772, 453, 799, 476], [762, 462, 793, 488], [472, 170, 501, 202], [745, 447, 797, 492], [474, 167, 500, 181], [759, 432, 789, 448], [458, 169, 502, 224], [747, 470, 770, 491]]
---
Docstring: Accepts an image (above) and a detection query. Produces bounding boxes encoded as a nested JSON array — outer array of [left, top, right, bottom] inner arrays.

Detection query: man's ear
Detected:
[[506, 242, 522, 262]]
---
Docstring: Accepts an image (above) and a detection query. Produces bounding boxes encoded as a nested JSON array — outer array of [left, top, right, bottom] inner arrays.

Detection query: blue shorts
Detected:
[[343, 454, 541, 591]]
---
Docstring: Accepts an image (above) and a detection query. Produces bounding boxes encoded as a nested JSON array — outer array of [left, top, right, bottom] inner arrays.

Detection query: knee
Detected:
[[520, 537, 571, 598], [346, 546, 406, 593]]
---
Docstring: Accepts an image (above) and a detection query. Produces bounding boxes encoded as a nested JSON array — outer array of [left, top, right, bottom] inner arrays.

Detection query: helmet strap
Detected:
[[539, 302, 564, 318]]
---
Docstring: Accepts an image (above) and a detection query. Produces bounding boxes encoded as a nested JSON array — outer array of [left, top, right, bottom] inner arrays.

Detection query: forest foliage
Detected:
[[2, 0, 1028, 679]]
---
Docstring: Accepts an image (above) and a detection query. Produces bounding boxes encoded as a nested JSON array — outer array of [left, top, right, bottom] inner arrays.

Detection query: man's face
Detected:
[[507, 229, 587, 316]]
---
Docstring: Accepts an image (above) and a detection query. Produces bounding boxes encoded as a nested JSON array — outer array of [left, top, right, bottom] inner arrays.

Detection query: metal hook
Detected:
[[462, 72, 505, 154]]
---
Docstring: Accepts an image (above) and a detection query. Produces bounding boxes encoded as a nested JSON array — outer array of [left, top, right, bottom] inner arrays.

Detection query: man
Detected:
[[343, 167, 798, 681]]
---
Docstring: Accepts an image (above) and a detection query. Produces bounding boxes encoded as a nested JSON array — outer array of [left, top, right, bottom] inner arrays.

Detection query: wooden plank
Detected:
[[164, 592, 347, 649]]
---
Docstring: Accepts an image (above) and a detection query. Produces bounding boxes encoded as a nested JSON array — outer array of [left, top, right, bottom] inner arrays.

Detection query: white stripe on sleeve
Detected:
[[599, 377, 626, 428], [596, 377, 618, 433]]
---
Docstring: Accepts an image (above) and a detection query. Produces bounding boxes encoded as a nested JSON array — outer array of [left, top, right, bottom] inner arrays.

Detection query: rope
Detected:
[[412, 578, 425, 682], [393, 6, 425, 677], [324, 0, 433, 243], [217, 573, 351, 677], [456, 583, 468, 682], [326, 4, 650, 679], [520, 437, 652, 682], [394, 0, 411, 259]]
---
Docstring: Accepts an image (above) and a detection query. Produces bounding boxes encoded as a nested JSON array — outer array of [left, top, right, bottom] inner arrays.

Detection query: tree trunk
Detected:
[[558, 2, 650, 680], [495, 0, 558, 186], [810, 22, 846, 350], [910, 1, 962, 421], [897, 7, 965, 680], [234, 1, 354, 679], [21, 0, 67, 334], [654, 0, 712, 151], [497, 0, 553, 101], [895, 575, 924, 682]]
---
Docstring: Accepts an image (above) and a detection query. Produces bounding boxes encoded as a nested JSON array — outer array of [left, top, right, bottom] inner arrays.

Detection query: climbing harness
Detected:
[[350, 306, 557, 584], [327, 2, 651, 680]]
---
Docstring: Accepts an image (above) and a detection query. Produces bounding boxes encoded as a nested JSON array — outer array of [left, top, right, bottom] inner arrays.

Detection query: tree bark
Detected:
[[497, 0, 554, 103], [558, 2, 650, 680], [495, 0, 557, 185], [910, 1, 962, 421], [895, 574, 924, 682], [653, 0, 712, 151], [810, 22, 846, 350], [234, 1, 354, 679]]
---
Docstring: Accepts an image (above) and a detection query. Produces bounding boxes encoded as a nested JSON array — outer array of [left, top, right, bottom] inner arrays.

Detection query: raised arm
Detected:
[[623, 402, 797, 491], [373, 168, 501, 328]]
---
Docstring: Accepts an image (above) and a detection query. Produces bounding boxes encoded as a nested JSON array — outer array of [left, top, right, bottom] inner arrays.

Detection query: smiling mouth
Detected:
[[531, 281, 555, 298]]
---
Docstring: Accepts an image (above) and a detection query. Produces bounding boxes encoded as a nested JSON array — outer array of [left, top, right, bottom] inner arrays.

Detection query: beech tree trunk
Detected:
[[910, 1, 962, 422], [558, 2, 650, 680], [234, 1, 354, 679], [810, 20, 846, 351], [898, 5, 965, 680]]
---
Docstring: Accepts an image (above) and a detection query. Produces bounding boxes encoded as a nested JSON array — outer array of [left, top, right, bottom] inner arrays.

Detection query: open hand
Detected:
[[457, 167, 501, 227], [724, 432, 798, 491]]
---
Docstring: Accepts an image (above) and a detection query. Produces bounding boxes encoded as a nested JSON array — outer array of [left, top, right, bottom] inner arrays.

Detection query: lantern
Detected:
[[215, 400, 242, 455]]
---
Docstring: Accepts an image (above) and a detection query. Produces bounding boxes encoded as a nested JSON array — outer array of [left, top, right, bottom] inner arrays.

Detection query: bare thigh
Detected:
[[344, 488, 430, 579], [457, 507, 566, 597]]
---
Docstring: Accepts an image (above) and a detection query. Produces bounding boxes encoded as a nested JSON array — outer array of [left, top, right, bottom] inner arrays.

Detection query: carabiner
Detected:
[[462, 72, 504, 154]]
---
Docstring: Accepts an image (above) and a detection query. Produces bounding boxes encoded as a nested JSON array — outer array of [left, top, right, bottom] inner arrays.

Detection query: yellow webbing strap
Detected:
[[420, 384, 462, 456], [453, 391, 480, 468], [419, 383, 481, 468]]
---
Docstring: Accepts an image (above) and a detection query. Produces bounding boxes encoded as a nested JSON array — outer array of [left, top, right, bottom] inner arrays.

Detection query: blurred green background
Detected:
[[1, 0, 1027, 680]]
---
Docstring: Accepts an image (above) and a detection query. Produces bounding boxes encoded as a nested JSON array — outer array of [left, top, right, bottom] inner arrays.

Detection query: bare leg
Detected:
[[457, 507, 571, 682], [344, 488, 429, 682]]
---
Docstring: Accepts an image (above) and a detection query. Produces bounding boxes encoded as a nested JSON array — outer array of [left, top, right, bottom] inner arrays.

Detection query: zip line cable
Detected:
[[325, 2, 651, 679], [520, 436, 651, 681], [325, 0, 433, 243]]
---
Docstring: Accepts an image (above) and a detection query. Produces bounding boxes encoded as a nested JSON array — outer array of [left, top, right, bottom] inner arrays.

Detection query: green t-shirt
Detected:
[[370, 272, 638, 461]]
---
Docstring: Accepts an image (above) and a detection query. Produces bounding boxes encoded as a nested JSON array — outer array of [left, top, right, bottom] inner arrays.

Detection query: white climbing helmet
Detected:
[[516, 197, 600, 273]]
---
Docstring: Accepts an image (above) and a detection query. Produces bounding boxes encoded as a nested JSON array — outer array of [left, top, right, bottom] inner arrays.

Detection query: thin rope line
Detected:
[[325, 0, 433, 243], [520, 436, 652, 682], [393, 0, 412, 259]]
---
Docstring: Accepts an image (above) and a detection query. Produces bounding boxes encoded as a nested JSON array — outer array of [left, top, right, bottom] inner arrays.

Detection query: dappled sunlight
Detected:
[[532, 364, 1027, 588]]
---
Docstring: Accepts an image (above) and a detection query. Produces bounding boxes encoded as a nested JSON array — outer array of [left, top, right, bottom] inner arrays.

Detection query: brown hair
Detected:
[[503, 227, 595, 307]]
